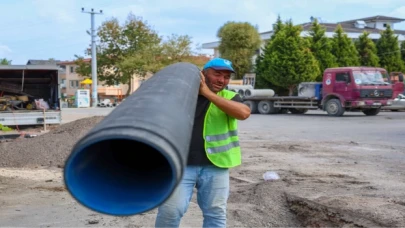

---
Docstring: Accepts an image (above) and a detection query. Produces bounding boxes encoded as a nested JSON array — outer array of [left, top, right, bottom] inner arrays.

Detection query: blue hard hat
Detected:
[[203, 58, 235, 73]]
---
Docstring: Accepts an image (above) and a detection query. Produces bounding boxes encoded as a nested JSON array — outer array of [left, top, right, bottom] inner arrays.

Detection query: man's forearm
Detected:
[[204, 91, 251, 120]]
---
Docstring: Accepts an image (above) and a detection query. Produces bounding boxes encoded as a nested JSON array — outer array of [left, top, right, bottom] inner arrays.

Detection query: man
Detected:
[[155, 58, 251, 228]]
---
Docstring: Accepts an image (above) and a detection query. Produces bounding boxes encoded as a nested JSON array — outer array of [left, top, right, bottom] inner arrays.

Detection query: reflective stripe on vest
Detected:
[[207, 141, 240, 154], [205, 130, 238, 142]]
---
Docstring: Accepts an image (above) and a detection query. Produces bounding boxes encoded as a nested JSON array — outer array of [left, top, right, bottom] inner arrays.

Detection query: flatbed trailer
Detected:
[[245, 96, 319, 107], [242, 96, 319, 114]]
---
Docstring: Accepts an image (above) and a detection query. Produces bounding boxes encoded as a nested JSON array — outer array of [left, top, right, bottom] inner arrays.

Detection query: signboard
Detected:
[[75, 89, 90, 108]]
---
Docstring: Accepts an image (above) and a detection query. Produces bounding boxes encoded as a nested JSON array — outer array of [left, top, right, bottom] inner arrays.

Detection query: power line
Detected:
[[82, 7, 103, 107]]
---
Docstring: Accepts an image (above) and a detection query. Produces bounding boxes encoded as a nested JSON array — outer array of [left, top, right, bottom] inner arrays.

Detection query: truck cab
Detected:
[[321, 67, 393, 116]]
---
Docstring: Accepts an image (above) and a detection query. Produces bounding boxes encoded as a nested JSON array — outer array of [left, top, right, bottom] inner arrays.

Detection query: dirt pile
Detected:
[[227, 181, 301, 227], [0, 116, 104, 168]]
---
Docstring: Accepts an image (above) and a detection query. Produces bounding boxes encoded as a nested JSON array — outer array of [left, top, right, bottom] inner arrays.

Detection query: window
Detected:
[[70, 80, 79, 88], [336, 72, 350, 83], [70, 66, 75, 73]]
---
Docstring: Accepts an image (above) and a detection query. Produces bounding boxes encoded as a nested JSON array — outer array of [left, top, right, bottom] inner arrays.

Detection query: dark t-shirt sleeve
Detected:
[[231, 94, 243, 103]]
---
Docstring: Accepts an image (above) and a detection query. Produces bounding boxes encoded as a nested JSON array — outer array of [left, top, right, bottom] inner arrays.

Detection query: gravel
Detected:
[[0, 116, 104, 168]]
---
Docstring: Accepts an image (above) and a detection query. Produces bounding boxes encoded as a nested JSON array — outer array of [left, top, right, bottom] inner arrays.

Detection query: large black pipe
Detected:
[[63, 62, 201, 216]]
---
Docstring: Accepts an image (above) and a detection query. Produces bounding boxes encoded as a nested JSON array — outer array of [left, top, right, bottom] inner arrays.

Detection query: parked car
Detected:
[[383, 94, 405, 111]]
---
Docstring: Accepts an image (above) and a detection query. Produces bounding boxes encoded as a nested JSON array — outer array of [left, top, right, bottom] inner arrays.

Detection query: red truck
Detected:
[[242, 67, 395, 117]]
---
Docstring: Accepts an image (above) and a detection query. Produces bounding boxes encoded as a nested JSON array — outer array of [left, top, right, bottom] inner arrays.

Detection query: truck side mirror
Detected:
[[399, 73, 404, 82]]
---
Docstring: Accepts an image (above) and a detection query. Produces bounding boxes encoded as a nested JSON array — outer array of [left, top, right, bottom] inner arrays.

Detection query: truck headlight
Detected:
[[358, 101, 365, 106]]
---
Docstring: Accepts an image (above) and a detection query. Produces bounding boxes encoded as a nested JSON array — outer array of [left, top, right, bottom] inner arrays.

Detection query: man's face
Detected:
[[204, 68, 232, 92]]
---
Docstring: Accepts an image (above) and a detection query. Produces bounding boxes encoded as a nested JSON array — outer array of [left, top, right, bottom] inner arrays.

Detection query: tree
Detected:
[[401, 41, 405, 63], [254, 53, 275, 90], [254, 16, 288, 94], [217, 21, 262, 79], [331, 24, 360, 66], [271, 15, 285, 40], [161, 34, 193, 63], [355, 31, 380, 66], [75, 13, 162, 95], [0, 58, 11, 65], [157, 33, 207, 67], [376, 24, 405, 72], [256, 20, 320, 95], [308, 19, 338, 81]]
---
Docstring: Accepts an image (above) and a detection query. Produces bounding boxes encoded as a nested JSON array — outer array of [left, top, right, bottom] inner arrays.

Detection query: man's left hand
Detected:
[[199, 71, 211, 96]]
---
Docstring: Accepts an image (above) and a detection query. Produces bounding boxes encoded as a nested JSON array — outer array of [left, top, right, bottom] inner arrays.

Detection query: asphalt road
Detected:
[[62, 108, 405, 147], [240, 110, 405, 147]]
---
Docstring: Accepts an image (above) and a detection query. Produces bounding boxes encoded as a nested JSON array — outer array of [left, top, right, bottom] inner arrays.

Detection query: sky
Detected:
[[1, 0, 405, 65]]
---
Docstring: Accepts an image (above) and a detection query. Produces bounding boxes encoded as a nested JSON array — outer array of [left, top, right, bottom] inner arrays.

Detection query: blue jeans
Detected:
[[155, 165, 230, 228]]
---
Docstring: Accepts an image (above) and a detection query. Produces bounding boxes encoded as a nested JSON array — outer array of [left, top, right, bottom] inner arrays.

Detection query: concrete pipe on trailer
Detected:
[[227, 85, 253, 97], [238, 89, 245, 97], [63, 62, 201, 216], [226, 85, 253, 90], [244, 89, 275, 97]]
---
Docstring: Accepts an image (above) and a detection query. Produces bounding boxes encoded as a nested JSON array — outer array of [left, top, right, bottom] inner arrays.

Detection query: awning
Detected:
[[80, 78, 92, 84]]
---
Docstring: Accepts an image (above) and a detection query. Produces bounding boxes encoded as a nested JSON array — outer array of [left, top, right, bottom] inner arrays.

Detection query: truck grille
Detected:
[[359, 89, 393, 98]]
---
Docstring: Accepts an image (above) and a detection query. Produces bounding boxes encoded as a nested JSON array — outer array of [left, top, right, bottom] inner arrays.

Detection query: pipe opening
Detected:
[[64, 139, 176, 216]]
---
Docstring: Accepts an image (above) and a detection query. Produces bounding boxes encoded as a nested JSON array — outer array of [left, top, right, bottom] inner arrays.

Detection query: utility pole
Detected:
[[82, 7, 103, 107]]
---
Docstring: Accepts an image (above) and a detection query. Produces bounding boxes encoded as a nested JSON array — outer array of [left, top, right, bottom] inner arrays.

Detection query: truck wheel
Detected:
[[243, 101, 258, 114], [325, 99, 345, 116], [258, 101, 277, 114], [289, 108, 308, 114], [362, 108, 380, 116]]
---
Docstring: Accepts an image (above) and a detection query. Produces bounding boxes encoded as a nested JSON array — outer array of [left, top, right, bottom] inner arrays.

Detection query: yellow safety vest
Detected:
[[203, 89, 241, 168]]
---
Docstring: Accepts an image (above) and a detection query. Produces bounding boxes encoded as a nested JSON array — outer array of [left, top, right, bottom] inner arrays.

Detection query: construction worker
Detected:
[[155, 58, 251, 228]]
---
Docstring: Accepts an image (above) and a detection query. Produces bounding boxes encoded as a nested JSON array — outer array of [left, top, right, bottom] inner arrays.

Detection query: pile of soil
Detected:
[[227, 181, 301, 227], [0, 116, 104, 168]]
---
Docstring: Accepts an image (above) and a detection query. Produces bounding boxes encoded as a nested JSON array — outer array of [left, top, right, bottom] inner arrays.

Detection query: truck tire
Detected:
[[325, 99, 345, 116], [258, 101, 277, 114], [362, 108, 380, 116], [289, 108, 308, 114], [243, 100, 258, 114]]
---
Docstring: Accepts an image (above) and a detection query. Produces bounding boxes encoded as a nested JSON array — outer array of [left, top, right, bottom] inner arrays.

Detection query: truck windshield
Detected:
[[353, 71, 389, 85]]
